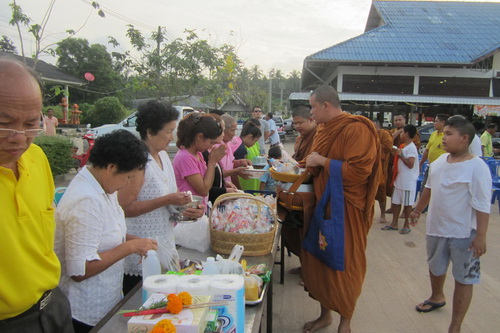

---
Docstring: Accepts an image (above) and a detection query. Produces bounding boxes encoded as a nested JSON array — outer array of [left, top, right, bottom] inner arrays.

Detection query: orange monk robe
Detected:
[[293, 128, 317, 161], [279, 127, 317, 257], [301, 113, 380, 319], [387, 127, 420, 196], [375, 129, 393, 201]]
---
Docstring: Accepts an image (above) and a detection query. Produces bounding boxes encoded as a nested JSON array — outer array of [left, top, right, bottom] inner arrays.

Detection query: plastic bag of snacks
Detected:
[[210, 194, 275, 234], [209, 193, 278, 256]]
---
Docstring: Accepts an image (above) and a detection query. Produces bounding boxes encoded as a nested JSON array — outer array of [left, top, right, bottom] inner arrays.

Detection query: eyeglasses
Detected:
[[0, 128, 44, 138]]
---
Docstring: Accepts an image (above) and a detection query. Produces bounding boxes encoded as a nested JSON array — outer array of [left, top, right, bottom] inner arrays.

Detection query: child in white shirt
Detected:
[[410, 116, 491, 332], [382, 124, 419, 234]]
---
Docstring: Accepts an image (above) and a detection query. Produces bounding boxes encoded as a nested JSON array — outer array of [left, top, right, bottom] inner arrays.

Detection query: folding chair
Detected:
[[415, 161, 429, 200], [486, 159, 500, 188]]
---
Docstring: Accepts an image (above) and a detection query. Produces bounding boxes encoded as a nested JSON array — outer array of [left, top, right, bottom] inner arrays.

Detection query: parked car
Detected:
[[417, 124, 435, 155], [92, 111, 140, 138], [92, 106, 194, 138], [283, 118, 294, 133], [273, 116, 284, 128]]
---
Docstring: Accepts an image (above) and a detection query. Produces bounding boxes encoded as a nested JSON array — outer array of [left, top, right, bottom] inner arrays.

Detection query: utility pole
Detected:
[[279, 82, 286, 116], [268, 72, 272, 113]]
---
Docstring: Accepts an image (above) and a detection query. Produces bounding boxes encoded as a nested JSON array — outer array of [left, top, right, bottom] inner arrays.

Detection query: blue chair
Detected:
[[53, 187, 67, 207], [486, 159, 500, 188], [491, 185, 500, 212], [415, 161, 429, 200], [481, 156, 494, 164]]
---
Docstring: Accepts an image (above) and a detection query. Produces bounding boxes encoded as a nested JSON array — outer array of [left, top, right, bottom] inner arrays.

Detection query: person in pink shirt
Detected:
[[173, 113, 226, 208], [219, 114, 251, 186], [43, 108, 58, 136]]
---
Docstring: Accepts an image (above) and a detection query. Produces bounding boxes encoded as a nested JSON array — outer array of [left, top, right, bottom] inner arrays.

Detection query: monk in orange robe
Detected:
[[292, 105, 317, 162], [279, 105, 317, 270], [373, 119, 394, 223], [303, 86, 380, 333], [386, 113, 420, 200]]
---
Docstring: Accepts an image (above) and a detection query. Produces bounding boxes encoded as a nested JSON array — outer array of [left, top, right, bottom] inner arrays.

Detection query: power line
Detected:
[[79, 0, 175, 41]]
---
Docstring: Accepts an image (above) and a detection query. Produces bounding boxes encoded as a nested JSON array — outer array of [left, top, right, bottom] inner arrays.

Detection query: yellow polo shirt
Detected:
[[480, 131, 493, 157], [0, 144, 61, 320], [427, 131, 446, 163]]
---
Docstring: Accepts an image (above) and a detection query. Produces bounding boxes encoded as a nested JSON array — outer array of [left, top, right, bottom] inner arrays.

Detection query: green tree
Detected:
[[111, 26, 226, 101], [0, 35, 17, 54], [85, 96, 125, 127], [56, 38, 124, 103], [8, 0, 105, 68]]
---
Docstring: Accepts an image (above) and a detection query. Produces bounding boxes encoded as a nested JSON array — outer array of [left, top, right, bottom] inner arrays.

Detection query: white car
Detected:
[[92, 106, 194, 138], [283, 118, 294, 133]]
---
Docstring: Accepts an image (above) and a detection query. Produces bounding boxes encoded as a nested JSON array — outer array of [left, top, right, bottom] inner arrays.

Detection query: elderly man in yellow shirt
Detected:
[[419, 114, 448, 187], [0, 57, 73, 332]]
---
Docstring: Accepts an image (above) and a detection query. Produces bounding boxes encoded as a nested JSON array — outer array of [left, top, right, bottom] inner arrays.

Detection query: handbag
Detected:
[[303, 160, 345, 271]]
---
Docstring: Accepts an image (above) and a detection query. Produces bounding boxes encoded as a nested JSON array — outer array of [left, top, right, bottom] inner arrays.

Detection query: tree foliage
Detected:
[[0, 35, 17, 54], [110, 26, 235, 103], [7, 0, 104, 68], [85, 96, 125, 127], [56, 38, 124, 104]]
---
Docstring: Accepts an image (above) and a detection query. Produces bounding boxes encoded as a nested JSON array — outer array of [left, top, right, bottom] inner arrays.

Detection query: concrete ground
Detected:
[[270, 196, 500, 333]]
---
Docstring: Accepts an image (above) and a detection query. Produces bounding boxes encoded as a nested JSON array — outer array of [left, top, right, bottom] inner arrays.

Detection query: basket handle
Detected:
[[283, 170, 311, 211]]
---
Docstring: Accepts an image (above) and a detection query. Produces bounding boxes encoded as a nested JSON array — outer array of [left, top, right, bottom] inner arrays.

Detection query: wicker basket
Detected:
[[209, 193, 277, 257], [269, 167, 312, 183]]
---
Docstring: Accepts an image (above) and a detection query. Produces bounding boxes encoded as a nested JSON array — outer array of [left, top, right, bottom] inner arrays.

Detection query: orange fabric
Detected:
[[293, 128, 317, 162], [375, 129, 393, 200], [302, 113, 380, 319], [390, 143, 406, 186], [279, 128, 317, 257]]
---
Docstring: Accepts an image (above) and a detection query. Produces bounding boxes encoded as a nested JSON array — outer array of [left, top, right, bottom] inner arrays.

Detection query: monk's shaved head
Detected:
[[292, 105, 312, 118], [310, 85, 341, 108]]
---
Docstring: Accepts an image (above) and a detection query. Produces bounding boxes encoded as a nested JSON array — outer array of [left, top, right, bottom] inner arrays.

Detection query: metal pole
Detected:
[[268, 74, 272, 113]]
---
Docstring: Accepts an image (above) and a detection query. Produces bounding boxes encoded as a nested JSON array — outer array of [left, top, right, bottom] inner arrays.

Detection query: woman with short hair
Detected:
[[55, 130, 158, 333]]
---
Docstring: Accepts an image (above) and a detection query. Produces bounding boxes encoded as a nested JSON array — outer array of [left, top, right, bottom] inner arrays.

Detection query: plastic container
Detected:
[[142, 250, 161, 280], [201, 257, 219, 275]]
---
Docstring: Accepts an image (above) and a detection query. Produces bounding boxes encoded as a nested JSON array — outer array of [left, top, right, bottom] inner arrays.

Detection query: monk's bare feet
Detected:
[[379, 216, 387, 223], [303, 312, 332, 333]]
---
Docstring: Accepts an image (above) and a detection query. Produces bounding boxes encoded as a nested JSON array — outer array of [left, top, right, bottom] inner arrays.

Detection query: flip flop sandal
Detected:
[[399, 228, 411, 234], [381, 225, 398, 231], [416, 300, 446, 313]]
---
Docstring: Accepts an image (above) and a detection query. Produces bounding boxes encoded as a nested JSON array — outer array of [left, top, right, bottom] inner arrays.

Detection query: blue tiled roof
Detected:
[[308, 1, 500, 64]]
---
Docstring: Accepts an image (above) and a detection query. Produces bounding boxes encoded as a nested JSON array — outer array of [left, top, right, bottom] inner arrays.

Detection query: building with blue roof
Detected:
[[296, 0, 500, 120]]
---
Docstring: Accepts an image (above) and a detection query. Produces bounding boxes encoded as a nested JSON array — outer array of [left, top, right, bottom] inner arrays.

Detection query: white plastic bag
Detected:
[[173, 215, 210, 252]]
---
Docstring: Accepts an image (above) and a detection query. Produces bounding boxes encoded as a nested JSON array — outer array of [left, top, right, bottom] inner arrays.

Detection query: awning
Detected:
[[289, 92, 500, 106]]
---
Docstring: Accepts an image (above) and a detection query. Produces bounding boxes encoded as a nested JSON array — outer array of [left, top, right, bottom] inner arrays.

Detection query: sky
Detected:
[[0, 0, 498, 76]]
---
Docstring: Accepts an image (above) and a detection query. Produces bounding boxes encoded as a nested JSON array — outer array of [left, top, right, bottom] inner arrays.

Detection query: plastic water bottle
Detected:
[[142, 250, 161, 280], [142, 250, 162, 303], [201, 257, 219, 275]]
